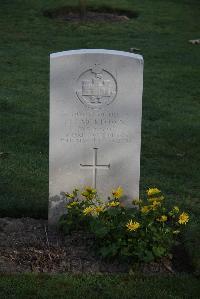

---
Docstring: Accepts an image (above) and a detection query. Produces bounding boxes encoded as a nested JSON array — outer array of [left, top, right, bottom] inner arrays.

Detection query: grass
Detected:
[[0, 273, 200, 299], [0, 0, 200, 280], [0, 0, 200, 299], [0, 0, 199, 217]]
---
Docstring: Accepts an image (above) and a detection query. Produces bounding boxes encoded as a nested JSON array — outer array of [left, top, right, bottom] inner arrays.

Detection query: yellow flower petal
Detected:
[[157, 215, 168, 222], [178, 212, 189, 224], [147, 188, 161, 196], [67, 201, 79, 208], [173, 206, 179, 213], [85, 186, 97, 193], [95, 205, 105, 213], [148, 196, 164, 203], [83, 206, 94, 215], [126, 220, 140, 231], [65, 192, 75, 199], [141, 205, 151, 213], [112, 186, 123, 199], [108, 201, 120, 207], [132, 199, 143, 205], [151, 201, 161, 210]]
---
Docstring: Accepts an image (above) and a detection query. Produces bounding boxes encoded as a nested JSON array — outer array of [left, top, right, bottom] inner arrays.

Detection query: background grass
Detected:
[[0, 0, 200, 272], [0, 273, 200, 299], [0, 0, 199, 217]]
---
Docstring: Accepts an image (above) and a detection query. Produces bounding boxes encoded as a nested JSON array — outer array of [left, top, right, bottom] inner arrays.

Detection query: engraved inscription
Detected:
[[82, 79, 112, 98], [76, 64, 117, 109], [61, 111, 132, 145]]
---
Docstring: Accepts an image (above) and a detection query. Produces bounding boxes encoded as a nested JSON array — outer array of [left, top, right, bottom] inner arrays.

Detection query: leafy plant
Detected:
[[59, 186, 189, 263]]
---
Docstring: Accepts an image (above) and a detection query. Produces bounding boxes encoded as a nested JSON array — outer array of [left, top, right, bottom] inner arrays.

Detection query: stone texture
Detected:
[[49, 49, 143, 224]]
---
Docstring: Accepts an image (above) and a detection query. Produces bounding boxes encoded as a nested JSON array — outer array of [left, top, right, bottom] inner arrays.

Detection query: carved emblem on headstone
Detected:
[[76, 64, 117, 108]]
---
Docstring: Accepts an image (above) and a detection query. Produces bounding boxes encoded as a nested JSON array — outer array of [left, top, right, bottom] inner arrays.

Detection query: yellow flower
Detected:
[[108, 201, 120, 207], [81, 191, 88, 197], [85, 186, 97, 194], [83, 205, 104, 216], [148, 196, 164, 203], [112, 186, 123, 199], [151, 201, 161, 210], [173, 206, 179, 213], [147, 188, 161, 196], [70, 201, 78, 206], [126, 220, 140, 231], [71, 202, 78, 207], [169, 206, 180, 216], [157, 215, 168, 222], [178, 212, 189, 224], [83, 206, 95, 215], [141, 205, 151, 213], [81, 186, 96, 199], [161, 215, 167, 222], [65, 188, 79, 199], [132, 199, 143, 205], [95, 206, 105, 213], [65, 192, 75, 199], [67, 201, 79, 208]]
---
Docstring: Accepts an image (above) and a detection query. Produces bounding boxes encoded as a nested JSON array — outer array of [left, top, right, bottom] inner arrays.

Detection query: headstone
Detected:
[[49, 49, 143, 225]]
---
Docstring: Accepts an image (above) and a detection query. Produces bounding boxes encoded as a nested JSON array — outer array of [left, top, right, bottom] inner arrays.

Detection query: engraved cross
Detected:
[[80, 148, 110, 189]]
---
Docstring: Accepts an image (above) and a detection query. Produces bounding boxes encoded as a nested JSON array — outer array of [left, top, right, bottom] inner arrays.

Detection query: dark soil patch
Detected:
[[172, 244, 193, 273], [0, 217, 186, 274], [43, 6, 139, 23]]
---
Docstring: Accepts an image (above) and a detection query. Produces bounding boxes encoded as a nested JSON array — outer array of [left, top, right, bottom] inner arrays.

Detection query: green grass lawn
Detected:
[[0, 0, 200, 285], [1, 0, 199, 217], [0, 273, 200, 299]]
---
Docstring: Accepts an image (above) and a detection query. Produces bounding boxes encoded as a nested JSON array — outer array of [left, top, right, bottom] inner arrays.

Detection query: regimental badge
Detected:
[[76, 64, 117, 109]]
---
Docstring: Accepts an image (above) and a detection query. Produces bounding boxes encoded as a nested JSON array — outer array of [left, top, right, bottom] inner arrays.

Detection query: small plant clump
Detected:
[[59, 186, 189, 263]]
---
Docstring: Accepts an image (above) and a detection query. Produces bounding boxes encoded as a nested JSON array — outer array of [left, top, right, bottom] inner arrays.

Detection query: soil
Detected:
[[43, 6, 138, 23], [0, 217, 179, 274]]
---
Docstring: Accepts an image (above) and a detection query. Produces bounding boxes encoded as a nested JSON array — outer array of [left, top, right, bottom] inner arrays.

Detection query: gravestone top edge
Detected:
[[50, 49, 143, 61]]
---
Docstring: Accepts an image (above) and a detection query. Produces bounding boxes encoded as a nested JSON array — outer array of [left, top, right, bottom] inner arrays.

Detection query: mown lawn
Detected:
[[0, 0, 199, 217], [0, 273, 200, 299], [0, 0, 200, 287]]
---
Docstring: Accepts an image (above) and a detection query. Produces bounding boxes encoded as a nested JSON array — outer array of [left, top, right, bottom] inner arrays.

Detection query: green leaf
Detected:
[[152, 246, 166, 257], [90, 220, 109, 237], [143, 250, 154, 263], [99, 243, 119, 258]]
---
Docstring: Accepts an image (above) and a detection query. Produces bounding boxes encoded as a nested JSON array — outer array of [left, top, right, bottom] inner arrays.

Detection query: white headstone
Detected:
[[49, 49, 143, 225]]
